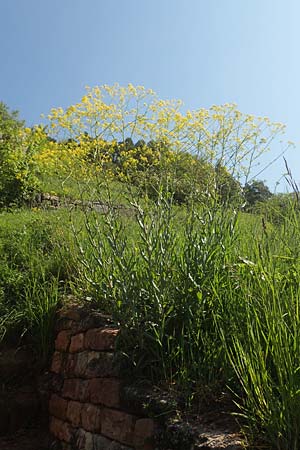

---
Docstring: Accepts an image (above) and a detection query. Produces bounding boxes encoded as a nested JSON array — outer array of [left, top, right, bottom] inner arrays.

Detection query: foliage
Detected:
[[243, 179, 273, 209], [44, 84, 291, 192], [0, 102, 40, 207], [214, 199, 300, 450], [73, 185, 238, 388], [0, 210, 76, 362], [71, 173, 300, 448]]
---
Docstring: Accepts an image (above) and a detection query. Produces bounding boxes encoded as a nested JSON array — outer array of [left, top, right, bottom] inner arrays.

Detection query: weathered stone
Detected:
[[101, 408, 136, 446], [108, 442, 134, 450], [92, 433, 115, 450], [70, 333, 85, 353], [62, 379, 89, 402], [81, 403, 102, 432], [61, 443, 72, 450], [50, 373, 64, 393], [55, 330, 72, 352], [72, 312, 115, 334], [85, 351, 118, 378], [51, 351, 64, 374], [55, 317, 75, 332], [49, 394, 69, 421], [50, 438, 72, 450], [74, 352, 89, 377], [50, 416, 74, 443], [64, 353, 78, 377], [66, 400, 82, 427], [59, 307, 83, 322], [133, 418, 155, 449], [73, 427, 93, 450], [85, 328, 119, 351], [88, 378, 120, 408]]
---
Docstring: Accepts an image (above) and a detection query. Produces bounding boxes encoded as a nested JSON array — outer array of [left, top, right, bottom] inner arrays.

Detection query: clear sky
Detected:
[[1, 0, 299, 190]]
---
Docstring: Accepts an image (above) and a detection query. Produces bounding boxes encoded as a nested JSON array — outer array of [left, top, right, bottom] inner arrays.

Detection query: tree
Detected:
[[243, 180, 273, 208], [0, 102, 38, 207], [45, 84, 293, 200]]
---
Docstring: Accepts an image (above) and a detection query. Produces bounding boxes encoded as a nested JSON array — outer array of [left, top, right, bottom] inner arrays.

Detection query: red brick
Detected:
[[69, 333, 85, 353], [133, 418, 155, 449], [81, 403, 102, 432], [64, 353, 80, 377], [55, 330, 72, 352], [66, 400, 82, 427], [63, 379, 89, 402], [49, 416, 73, 443], [85, 328, 119, 351], [74, 351, 88, 377], [51, 351, 63, 374], [49, 394, 68, 420], [101, 408, 136, 446], [88, 378, 120, 408]]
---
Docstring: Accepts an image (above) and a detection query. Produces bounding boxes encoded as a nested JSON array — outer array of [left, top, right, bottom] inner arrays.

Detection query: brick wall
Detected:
[[49, 306, 155, 450]]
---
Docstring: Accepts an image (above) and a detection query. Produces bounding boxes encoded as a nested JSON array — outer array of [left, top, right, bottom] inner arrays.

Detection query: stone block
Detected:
[[81, 403, 102, 433], [85, 328, 119, 351], [88, 378, 120, 408], [70, 333, 85, 353], [92, 433, 115, 450], [49, 394, 69, 421], [73, 427, 94, 450], [72, 312, 114, 334], [56, 317, 75, 332], [50, 373, 64, 393], [61, 443, 72, 450], [101, 408, 136, 446], [55, 330, 72, 352], [50, 416, 74, 443], [60, 307, 83, 322], [94, 435, 134, 450], [74, 351, 89, 377], [63, 378, 89, 402], [64, 353, 78, 377], [51, 351, 63, 374], [66, 400, 82, 427], [85, 351, 118, 378], [108, 442, 134, 450], [133, 418, 155, 449]]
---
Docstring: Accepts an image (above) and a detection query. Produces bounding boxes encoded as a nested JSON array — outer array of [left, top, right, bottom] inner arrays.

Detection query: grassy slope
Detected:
[[2, 178, 300, 448]]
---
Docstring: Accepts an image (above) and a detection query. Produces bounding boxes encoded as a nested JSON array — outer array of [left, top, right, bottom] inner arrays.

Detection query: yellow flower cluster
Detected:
[[29, 83, 293, 184]]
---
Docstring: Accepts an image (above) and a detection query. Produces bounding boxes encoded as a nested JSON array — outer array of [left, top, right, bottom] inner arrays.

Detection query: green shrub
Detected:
[[0, 102, 39, 208]]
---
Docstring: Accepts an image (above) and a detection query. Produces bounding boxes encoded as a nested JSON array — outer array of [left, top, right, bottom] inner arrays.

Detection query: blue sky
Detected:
[[1, 0, 299, 190]]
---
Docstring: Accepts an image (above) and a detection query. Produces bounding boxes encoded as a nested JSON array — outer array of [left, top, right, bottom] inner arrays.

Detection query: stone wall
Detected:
[[49, 306, 155, 450]]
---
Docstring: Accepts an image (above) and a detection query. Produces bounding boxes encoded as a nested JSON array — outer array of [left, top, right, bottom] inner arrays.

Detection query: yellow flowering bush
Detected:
[[32, 84, 293, 201]]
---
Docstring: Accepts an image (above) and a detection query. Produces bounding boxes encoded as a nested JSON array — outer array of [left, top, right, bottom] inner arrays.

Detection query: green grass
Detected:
[[38, 172, 134, 203], [0, 208, 77, 363], [2, 183, 300, 448], [72, 188, 300, 449]]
